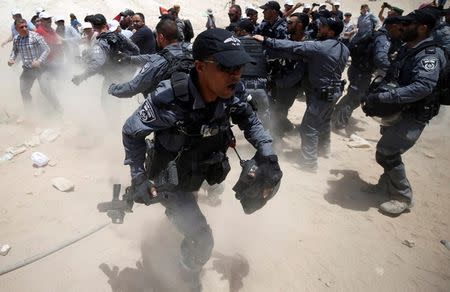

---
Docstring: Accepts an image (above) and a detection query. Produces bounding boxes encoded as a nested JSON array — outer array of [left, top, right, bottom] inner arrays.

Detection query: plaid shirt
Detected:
[[9, 31, 50, 69]]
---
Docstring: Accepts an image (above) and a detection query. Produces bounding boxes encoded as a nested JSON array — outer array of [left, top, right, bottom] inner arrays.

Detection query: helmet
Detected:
[[233, 159, 281, 214]]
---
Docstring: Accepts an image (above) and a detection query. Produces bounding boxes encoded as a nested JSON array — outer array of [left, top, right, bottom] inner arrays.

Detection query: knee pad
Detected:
[[376, 151, 402, 170], [181, 225, 214, 268]]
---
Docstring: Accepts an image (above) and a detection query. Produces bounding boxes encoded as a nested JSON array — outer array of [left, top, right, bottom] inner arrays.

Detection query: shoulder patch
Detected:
[[138, 99, 156, 123], [421, 57, 438, 72]]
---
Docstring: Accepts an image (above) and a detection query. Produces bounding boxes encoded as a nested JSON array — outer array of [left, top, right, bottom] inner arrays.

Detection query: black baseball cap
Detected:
[[319, 17, 344, 35], [193, 28, 255, 66], [396, 8, 441, 29], [90, 14, 107, 27], [237, 18, 255, 33], [246, 7, 258, 15], [390, 6, 404, 16], [260, 1, 281, 11]]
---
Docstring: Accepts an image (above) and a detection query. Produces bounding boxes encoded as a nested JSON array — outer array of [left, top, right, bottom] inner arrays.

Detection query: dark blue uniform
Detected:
[[122, 72, 274, 270], [332, 28, 392, 129], [373, 37, 446, 203], [254, 17, 288, 39], [264, 37, 349, 170]]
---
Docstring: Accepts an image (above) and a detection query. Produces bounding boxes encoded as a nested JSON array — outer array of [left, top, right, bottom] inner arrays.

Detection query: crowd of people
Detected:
[[3, 1, 450, 291]]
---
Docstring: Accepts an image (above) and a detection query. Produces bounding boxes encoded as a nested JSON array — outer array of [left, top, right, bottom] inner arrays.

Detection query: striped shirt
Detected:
[[9, 31, 50, 69]]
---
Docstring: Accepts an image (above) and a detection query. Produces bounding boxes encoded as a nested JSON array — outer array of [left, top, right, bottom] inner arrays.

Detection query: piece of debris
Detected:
[[0, 153, 13, 162], [25, 191, 33, 195], [347, 134, 371, 148], [31, 152, 49, 167], [402, 240, 415, 248], [34, 168, 45, 177], [6, 144, 27, 156], [25, 135, 41, 148], [40, 128, 60, 143], [51, 177, 74, 192], [440, 240, 450, 250], [424, 152, 435, 159], [48, 160, 57, 167], [375, 267, 384, 276], [0, 244, 11, 256]]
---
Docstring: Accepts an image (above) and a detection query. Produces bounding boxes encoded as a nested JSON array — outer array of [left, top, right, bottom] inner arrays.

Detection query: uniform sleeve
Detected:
[[122, 34, 140, 55], [386, 49, 446, 104], [36, 34, 50, 63], [373, 34, 391, 72], [229, 97, 274, 156], [109, 55, 167, 97], [370, 14, 379, 30], [80, 44, 108, 79], [130, 54, 153, 65], [265, 38, 317, 58], [122, 96, 179, 178]]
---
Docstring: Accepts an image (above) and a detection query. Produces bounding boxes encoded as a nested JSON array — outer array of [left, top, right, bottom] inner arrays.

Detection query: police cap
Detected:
[[397, 7, 441, 29], [237, 18, 255, 33], [193, 28, 255, 66], [318, 17, 344, 35], [90, 14, 107, 27], [260, 1, 281, 11]]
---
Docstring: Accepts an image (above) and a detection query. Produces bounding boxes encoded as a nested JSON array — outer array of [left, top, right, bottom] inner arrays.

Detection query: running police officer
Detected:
[[122, 28, 282, 290], [255, 16, 349, 172], [361, 8, 446, 215], [108, 18, 190, 98], [71, 14, 139, 109], [332, 16, 403, 130]]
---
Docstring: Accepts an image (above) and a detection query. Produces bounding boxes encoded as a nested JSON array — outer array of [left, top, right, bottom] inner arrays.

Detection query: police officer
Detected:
[[362, 8, 446, 215], [71, 14, 139, 108], [269, 12, 309, 137], [255, 16, 349, 172], [433, 7, 450, 54], [332, 17, 403, 130], [108, 18, 189, 98], [254, 1, 288, 39], [122, 28, 282, 290], [235, 18, 271, 125]]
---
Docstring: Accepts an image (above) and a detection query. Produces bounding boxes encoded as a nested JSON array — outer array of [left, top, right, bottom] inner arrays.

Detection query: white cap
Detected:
[[35, 7, 44, 14], [304, 3, 312, 9], [54, 15, 65, 22], [39, 11, 52, 19], [11, 9, 21, 16], [333, 1, 341, 5], [319, 3, 327, 7], [81, 22, 92, 30], [108, 19, 119, 32], [206, 8, 213, 15], [284, 0, 294, 5]]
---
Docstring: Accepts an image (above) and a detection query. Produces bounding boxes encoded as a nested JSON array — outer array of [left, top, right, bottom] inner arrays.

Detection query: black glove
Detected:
[[72, 75, 84, 86], [254, 154, 283, 189], [113, 51, 131, 64], [361, 93, 380, 104], [131, 174, 153, 205]]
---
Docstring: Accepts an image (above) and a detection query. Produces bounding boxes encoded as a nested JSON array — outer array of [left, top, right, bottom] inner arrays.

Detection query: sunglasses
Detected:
[[18, 25, 27, 29], [204, 60, 244, 73]]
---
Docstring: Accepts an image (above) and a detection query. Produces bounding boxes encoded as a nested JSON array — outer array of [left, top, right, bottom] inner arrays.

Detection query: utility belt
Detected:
[[242, 78, 268, 90], [313, 80, 346, 101]]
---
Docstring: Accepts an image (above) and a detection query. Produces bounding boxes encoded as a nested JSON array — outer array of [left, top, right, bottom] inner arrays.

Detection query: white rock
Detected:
[[40, 128, 60, 143], [31, 152, 49, 167], [0, 244, 11, 256], [347, 134, 371, 148], [48, 160, 57, 167], [51, 177, 74, 192], [25, 135, 41, 147]]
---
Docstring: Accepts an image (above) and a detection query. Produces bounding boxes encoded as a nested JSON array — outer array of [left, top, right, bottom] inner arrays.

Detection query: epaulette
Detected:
[[425, 46, 437, 54]]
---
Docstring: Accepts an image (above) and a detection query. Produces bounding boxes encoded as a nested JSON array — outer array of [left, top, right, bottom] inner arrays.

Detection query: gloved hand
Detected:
[[108, 84, 116, 94], [254, 154, 283, 191], [131, 174, 156, 205], [361, 93, 381, 103], [71, 75, 84, 86]]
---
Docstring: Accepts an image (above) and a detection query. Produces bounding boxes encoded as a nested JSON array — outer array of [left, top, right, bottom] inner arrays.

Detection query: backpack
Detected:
[[97, 32, 136, 63], [348, 30, 385, 72], [183, 19, 194, 42], [143, 48, 194, 97]]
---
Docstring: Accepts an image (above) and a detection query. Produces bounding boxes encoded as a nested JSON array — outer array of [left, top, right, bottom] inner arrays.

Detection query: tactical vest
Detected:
[[147, 73, 233, 192], [239, 36, 268, 78]]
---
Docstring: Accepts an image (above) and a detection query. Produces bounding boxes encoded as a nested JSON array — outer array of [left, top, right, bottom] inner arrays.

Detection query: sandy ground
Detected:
[[0, 0, 449, 291]]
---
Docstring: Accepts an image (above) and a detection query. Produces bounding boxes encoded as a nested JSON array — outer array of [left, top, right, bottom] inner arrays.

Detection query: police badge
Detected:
[[421, 57, 438, 72]]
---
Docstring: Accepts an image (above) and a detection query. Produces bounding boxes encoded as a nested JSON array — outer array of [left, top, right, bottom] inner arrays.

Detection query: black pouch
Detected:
[[154, 160, 179, 192], [205, 153, 231, 185]]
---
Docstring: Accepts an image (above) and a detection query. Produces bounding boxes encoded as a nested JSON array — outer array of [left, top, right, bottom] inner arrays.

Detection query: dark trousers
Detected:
[[375, 114, 425, 201], [270, 84, 298, 135], [19, 67, 61, 112], [299, 91, 339, 168], [332, 65, 372, 129], [161, 190, 213, 271]]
